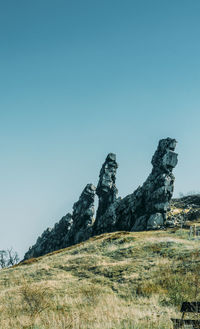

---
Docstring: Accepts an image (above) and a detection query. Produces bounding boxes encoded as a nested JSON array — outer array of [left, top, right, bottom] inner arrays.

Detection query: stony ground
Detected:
[[0, 226, 200, 329], [168, 194, 200, 228]]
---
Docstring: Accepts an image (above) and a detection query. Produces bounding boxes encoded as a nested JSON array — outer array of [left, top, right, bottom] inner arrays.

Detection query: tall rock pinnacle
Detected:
[[144, 137, 178, 229], [93, 153, 118, 233], [116, 137, 178, 231], [67, 183, 96, 245]]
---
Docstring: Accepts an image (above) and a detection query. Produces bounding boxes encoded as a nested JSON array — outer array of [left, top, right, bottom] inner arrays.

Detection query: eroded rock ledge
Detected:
[[24, 137, 178, 260]]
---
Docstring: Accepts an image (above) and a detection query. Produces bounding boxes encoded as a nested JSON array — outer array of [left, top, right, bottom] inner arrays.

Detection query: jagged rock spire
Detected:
[[67, 183, 96, 245], [151, 138, 178, 173], [144, 137, 178, 229], [96, 153, 118, 220], [116, 137, 178, 231]]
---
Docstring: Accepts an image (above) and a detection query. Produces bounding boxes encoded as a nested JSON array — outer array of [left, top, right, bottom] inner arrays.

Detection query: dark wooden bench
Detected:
[[171, 302, 200, 328]]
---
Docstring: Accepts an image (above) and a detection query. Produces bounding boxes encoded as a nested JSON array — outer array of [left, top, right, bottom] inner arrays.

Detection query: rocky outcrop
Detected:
[[24, 184, 96, 260], [96, 138, 178, 232], [67, 184, 96, 245], [93, 153, 118, 234], [166, 194, 200, 227], [24, 213, 73, 259], [24, 137, 180, 260], [130, 137, 178, 230]]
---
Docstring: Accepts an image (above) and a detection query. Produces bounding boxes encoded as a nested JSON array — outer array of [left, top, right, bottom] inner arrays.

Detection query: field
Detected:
[[0, 228, 200, 329]]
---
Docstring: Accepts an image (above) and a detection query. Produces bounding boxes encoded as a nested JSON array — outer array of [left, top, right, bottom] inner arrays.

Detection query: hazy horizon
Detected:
[[0, 0, 200, 258]]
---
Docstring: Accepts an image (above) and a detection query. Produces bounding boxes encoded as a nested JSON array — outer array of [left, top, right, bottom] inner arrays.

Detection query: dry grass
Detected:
[[0, 228, 200, 328]]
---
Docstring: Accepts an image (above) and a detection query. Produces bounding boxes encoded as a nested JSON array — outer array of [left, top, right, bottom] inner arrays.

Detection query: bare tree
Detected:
[[7, 248, 19, 266], [0, 250, 7, 268], [0, 248, 19, 269]]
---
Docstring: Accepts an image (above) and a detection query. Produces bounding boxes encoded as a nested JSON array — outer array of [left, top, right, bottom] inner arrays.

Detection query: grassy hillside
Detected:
[[0, 228, 200, 329]]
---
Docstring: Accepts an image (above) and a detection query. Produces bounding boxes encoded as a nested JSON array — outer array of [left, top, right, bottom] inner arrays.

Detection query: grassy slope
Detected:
[[0, 228, 200, 329]]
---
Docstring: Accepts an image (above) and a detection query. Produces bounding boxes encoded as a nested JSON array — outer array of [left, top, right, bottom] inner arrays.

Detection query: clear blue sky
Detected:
[[0, 0, 200, 258]]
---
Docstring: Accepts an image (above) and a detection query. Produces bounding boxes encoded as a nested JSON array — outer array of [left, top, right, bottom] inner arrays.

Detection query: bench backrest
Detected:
[[181, 302, 200, 313]]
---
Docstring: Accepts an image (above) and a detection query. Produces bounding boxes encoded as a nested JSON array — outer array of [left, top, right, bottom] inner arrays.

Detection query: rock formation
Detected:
[[24, 213, 73, 259], [93, 153, 118, 234], [24, 184, 96, 260], [67, 184, 96, 245], [167, 194, 200, 227], [95, 138, 178, 233], [118, 137, 178, 231], [24, 137, 179, 260]]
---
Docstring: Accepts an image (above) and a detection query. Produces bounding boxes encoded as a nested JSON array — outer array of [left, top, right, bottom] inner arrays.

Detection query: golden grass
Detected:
[[0, 228, 200, 328]]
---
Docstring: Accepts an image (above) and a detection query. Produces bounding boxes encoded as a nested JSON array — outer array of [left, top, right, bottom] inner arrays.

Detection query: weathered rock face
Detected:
[[134, 138, 178, 230], [24, 184, 96, 259], [96, 153, 118, 218], [93, 153, 118, 234], [67, 184, 96, 245], [101, 138, 178, 232], [24, 137, 179, 260], [24, 213, 73, 259]]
